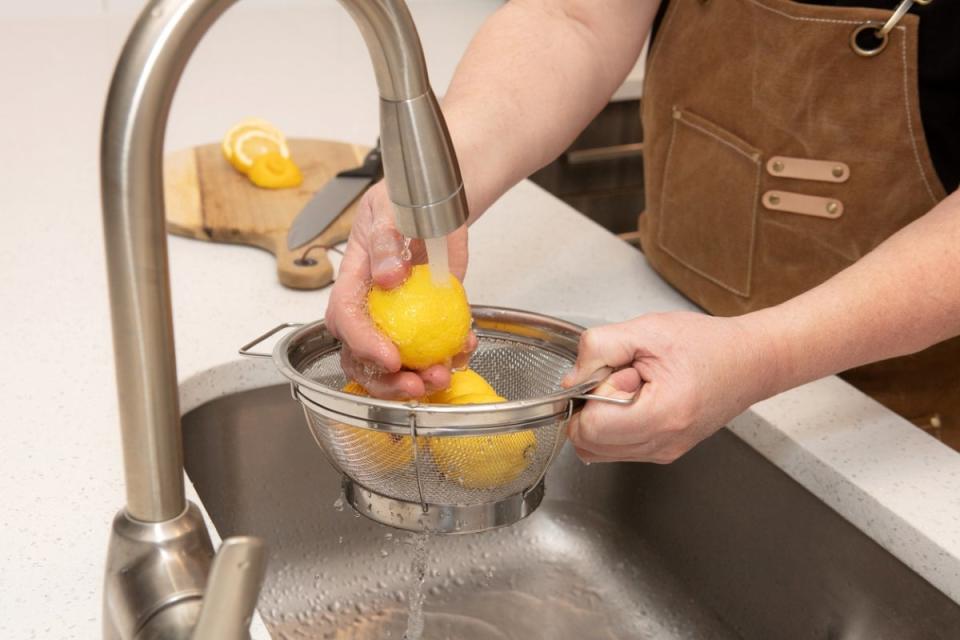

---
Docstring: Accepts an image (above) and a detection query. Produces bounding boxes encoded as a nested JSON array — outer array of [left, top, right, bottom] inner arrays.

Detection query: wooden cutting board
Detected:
[[163, 138, 370, 289]]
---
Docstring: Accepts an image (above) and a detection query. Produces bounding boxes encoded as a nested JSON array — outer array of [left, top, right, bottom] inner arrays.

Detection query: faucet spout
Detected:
[[340, 0, 469, 238], [100, 0, 467, 637]]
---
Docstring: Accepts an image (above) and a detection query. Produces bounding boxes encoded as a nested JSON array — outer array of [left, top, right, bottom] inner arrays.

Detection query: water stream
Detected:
[[403, 532, 431, 639], [424, 236, 450, 285]]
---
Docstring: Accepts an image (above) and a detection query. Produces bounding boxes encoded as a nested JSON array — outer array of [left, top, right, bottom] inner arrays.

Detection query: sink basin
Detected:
[[183, 385, 960, 639]]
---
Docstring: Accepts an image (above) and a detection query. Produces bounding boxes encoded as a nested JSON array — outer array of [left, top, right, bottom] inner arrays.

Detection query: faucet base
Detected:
[[102, 502, 214, 640]]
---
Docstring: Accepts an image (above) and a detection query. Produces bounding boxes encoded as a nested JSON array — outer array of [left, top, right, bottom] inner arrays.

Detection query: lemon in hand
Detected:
[[336, 381, 415, 473], [367, 264, 471, 370], [429, 392, 535, 489]]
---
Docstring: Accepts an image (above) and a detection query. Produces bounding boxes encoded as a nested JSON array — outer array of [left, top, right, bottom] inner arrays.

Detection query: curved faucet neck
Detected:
[[100, 0, 467, 523]]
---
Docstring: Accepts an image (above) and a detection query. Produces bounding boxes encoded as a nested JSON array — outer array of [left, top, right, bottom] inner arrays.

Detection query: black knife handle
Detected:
[[338, 147, 382, 180]]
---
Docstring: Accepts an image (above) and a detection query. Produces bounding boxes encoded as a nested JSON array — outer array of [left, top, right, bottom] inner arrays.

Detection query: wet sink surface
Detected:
[[183, 385, 960, 639]]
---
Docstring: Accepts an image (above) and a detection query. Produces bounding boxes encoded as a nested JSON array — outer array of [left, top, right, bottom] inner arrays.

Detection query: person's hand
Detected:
[[562, 312, 778, 463], [326, 181, 473, 399]]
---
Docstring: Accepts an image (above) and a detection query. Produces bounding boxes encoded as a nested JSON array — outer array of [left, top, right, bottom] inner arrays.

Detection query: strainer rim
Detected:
[[270, 305, 605, 426]]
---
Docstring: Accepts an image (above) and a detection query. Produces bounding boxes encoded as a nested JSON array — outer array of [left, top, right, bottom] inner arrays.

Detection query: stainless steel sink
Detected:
[[182, 385, 960, 639]]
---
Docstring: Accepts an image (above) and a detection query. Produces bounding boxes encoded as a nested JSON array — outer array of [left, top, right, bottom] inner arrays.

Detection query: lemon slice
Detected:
[[228, 129, 289, 174], [221, 118, 283, 163], [248, 151, 302, 189]]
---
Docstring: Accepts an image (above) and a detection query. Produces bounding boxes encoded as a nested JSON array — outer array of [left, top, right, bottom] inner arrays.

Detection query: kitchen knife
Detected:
[[286, 145, 382, 250]]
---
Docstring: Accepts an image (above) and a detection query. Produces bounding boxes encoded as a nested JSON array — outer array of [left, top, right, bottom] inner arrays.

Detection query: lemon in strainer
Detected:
[[429, 392, 536, 489], [336, 381, 415, 473]]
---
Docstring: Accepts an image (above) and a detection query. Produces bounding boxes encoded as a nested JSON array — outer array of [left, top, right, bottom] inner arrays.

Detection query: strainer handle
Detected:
[[573, 367, 642, 406], [238, 323, 303, 358]]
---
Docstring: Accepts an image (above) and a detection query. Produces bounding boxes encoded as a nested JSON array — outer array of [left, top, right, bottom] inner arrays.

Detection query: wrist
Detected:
[[440, 98, 516, 222], [734, 307, 797, 402]]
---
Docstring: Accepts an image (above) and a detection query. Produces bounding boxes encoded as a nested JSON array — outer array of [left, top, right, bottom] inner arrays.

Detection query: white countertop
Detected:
[[2, 3, 958, 638]]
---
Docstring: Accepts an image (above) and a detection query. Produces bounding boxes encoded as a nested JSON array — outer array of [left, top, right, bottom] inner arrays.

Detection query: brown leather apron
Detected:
[[638, 0, 960, 438]]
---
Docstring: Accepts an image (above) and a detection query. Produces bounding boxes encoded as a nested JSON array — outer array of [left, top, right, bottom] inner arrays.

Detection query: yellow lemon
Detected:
[[429, 393, 535, 489], [367, 264, 471, 371], [446, 393, 505, 405], [221, 117, 299, 179], [336, 381, 416, 473], [426, 369, 498, 404], [248, 151, 303, 189], [229, 129, 290, 174], [221, 117, 283, 162], [341, 380, 368, 396]]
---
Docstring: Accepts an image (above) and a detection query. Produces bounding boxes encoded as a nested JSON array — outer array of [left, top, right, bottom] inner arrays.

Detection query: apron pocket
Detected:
[[657, 107, 762, 297]]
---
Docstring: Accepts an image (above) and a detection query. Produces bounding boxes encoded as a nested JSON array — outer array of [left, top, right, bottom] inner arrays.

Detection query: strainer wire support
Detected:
[[523, 400, 572, 499], [409, 412, 428, 514]]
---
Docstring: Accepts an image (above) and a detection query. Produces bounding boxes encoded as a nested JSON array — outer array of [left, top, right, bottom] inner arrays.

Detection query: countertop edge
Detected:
[[730, 377, 960, 603]]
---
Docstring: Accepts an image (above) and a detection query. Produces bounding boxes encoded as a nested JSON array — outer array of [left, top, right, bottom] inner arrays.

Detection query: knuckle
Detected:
[[577, 330, 593, 355]]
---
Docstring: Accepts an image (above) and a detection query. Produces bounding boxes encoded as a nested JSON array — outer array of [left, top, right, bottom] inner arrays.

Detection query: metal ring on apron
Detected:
[[849, 0, 933, 58]]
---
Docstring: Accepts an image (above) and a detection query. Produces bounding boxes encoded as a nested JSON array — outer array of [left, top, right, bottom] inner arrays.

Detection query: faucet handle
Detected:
[[192, 536, 267, 640]]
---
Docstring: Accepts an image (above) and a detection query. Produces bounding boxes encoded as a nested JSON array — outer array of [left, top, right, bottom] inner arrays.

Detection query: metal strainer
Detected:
[[240, 306, 633, 534]]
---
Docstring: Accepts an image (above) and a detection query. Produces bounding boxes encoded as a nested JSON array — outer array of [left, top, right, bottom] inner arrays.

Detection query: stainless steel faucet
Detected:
[[100, 0, 468, 637]]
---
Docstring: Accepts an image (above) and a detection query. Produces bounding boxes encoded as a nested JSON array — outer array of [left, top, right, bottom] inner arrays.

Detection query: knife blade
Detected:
[[287, 146, 382, 250]]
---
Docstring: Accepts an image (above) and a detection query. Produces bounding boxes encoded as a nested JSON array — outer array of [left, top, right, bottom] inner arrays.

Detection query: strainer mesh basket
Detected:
[[297, 336, 573, 505]]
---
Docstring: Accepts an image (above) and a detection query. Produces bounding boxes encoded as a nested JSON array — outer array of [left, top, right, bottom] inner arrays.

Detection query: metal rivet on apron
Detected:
[[931, 413, 942, 429], [768, 194, 781, 206], [832, 166, 845, 178], [826, 201, 840, 216], [771, 160, 784, 173], [850, 22, 889, 57]]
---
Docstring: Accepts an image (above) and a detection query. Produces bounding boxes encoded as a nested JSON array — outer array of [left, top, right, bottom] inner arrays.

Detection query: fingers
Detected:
[[419, 363, 453, 394], [590, 367, 642, 399], [568, 367, 645, 445], [328, 252, 402, 373], [566, 370, 686, 463], [367, 192, 411, 289], [326, 209, 403, 372], [563, 323, 641, 387], [451, 331, 479, 370], [340, 346, 426, 400], [573, 443, 678, 465]]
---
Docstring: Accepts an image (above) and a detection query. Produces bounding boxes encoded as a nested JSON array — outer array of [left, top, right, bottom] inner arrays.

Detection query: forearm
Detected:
[[748, 190, 960, 395], [441, 0, 658, 220]]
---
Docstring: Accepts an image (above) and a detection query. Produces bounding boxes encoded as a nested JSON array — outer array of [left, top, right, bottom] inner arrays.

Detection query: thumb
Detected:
[[367, 189, 411, 288], [563, 323, 638, 387]]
